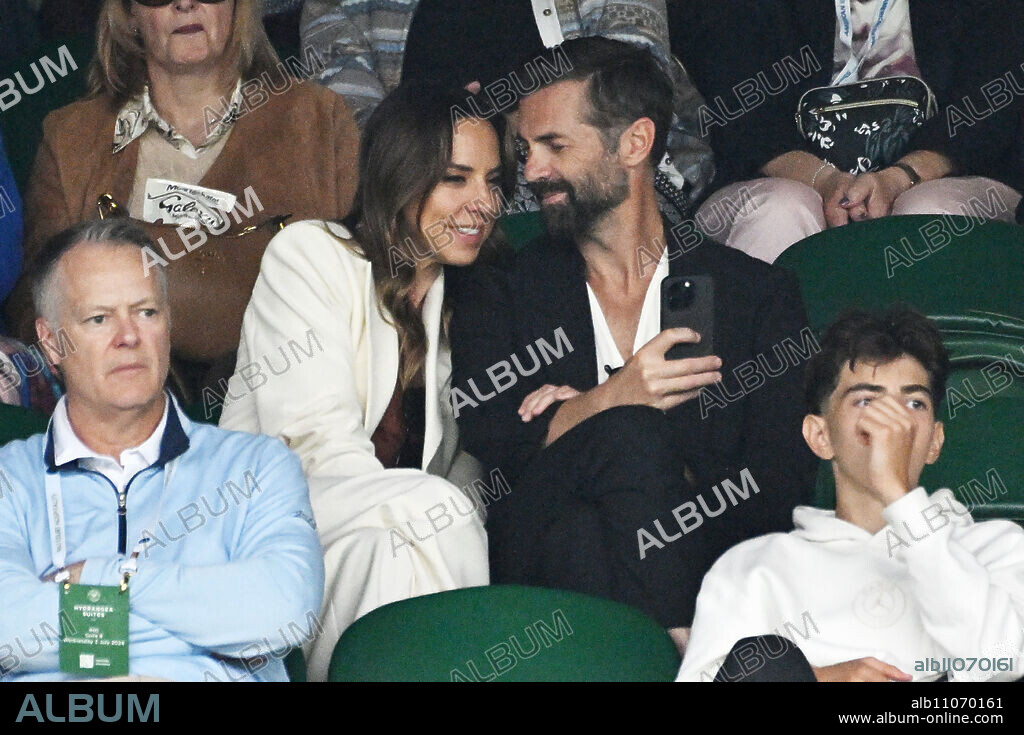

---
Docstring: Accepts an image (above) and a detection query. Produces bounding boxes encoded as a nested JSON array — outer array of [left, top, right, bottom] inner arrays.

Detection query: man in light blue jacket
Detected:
[[0, 218, 324, 682]]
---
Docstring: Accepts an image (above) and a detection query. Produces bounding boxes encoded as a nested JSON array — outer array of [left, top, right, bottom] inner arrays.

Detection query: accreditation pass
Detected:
[[59, 584, 130, 677]]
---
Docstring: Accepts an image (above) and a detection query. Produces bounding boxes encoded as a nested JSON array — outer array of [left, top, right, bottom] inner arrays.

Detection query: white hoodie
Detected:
[[677, 488, 1024, 682]]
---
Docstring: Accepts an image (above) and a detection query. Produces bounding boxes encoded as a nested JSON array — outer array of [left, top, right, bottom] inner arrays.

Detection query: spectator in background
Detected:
[[263, 0, 303, 15], [678, 308, 1024, 682], [6, 0, 360, 404], [301, 0, 714, 215], [0, 218, 324, 681], [670, 0, 1024, 263], [0, 333, 62, 412], [220, 84, 511, 681]]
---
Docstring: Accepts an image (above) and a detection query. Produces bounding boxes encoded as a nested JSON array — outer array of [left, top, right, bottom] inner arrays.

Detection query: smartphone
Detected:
[[660, 275, 714, 360]]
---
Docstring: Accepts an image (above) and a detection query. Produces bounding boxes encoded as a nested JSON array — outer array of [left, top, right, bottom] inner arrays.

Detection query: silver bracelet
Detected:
[[811, 160, 837, 189]]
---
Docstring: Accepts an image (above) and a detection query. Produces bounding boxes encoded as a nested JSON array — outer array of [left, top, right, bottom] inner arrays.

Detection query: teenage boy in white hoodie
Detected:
[[677, 307, 1024, 682]]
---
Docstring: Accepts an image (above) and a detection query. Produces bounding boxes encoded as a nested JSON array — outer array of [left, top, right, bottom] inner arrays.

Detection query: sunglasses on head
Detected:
[[132, 0, 227, 7]]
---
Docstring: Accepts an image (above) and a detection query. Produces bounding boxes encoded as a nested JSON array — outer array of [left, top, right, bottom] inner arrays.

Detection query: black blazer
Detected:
[[669, 0, 1024, 192], [449, 223, 819, 554]]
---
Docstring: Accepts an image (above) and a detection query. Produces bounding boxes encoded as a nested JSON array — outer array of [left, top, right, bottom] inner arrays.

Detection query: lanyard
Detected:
[[44, 458, 179, 580], [833, 0, 894, 86], [531, 0, 564, 48]]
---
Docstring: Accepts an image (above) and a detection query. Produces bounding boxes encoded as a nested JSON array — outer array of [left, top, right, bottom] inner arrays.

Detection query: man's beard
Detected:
[[530, 159, 630, 241]]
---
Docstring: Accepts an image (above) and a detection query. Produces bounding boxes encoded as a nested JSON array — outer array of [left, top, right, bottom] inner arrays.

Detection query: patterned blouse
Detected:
[[112, 80, 244, 159]]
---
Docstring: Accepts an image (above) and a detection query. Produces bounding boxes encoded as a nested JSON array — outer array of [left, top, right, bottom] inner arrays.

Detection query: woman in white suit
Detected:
[[219, 84, 513, 681]]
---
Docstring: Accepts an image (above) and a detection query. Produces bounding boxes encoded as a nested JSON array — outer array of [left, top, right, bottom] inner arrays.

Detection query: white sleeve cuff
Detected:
[[882, 487, 950, 557]]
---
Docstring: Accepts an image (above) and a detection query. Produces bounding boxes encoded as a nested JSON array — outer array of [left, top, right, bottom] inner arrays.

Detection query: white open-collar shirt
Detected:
[[51, 394, 169, 494], [587, 247, 670, 384]]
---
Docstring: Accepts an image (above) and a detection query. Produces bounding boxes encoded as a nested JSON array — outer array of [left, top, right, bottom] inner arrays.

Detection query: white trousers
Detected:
[[304, 469, 489, 681]]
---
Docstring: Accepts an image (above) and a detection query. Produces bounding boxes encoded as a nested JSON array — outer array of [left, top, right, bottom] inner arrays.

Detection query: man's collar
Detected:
[[112, 79, 243, 157], [43, 392, 191, 472]]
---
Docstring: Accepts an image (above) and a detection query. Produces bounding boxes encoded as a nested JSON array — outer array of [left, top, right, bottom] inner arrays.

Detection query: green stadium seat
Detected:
[[328, 584, 681, 682], [182, 401, 222, 426], [777, 216, 1024, 520], [0, 401, 49, 446], [284, 647, 306, 683], [499, 210, 544, 251], [0, 399, 220, 449], [775, 215, 1024, 335]]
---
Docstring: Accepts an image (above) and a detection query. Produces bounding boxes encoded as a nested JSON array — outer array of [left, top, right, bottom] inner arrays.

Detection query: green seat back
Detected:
[[779, 216, 1024, 520], [0, 400, 217, 447], [499, 211, 544, 251], [284, 647, 306, 682], [328, 584, 681, 682], [0, 402, 49, 446], [775, 215, 1024, 335]]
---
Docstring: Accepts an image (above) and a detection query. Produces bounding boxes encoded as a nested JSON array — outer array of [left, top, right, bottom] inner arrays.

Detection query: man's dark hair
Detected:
[[523, 36, 674, 166], [804, 307, 950, 415]]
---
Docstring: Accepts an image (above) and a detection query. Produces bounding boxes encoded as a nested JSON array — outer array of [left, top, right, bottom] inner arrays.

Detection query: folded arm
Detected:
[[79, 445, 324, 657], [0, 489, 61, 675]]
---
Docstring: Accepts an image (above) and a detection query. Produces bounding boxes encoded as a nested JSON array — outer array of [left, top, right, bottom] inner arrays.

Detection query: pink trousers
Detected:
[[696, 177, 1023, 264]]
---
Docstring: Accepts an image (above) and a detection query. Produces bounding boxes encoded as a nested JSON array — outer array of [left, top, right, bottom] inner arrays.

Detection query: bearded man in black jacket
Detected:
[[449, 38, 818, 651]]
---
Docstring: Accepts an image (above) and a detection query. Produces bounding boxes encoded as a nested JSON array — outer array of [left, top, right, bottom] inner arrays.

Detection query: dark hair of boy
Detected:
[[804, 306, 950, 415]]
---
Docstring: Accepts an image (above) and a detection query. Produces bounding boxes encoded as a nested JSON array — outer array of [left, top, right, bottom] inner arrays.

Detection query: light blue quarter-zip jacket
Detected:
[[0, 396, 324, 682]]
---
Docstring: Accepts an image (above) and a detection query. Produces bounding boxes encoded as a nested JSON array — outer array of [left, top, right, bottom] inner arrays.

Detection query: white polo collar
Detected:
[[52, 393, 169, 471]]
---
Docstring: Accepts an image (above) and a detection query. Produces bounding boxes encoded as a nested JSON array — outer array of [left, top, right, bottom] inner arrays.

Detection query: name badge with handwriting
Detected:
[[143, 178, 238, 230]]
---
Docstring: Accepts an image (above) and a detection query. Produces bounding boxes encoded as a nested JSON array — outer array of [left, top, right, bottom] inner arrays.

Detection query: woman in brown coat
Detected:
[[7, 0, 359, 401]]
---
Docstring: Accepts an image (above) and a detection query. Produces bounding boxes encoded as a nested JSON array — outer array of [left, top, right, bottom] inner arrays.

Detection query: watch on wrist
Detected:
[[891, 162, 921, 187]]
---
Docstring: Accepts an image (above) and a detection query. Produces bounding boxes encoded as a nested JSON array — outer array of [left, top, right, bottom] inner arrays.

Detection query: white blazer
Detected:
[[219, 219, 489, 681], [220, 218, 483, 483]]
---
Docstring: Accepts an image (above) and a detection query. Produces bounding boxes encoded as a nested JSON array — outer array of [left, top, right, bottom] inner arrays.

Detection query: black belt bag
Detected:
[[796, 75, 938, 174]]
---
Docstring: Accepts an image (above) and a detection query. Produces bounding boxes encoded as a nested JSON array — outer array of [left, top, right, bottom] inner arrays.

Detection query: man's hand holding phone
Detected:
[[604, 328, 722, 412], [540, 329, 722, 447]]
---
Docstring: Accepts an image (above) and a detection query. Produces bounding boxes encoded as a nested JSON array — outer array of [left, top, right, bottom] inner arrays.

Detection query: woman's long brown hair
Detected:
[[342, 83, 515, 389]]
